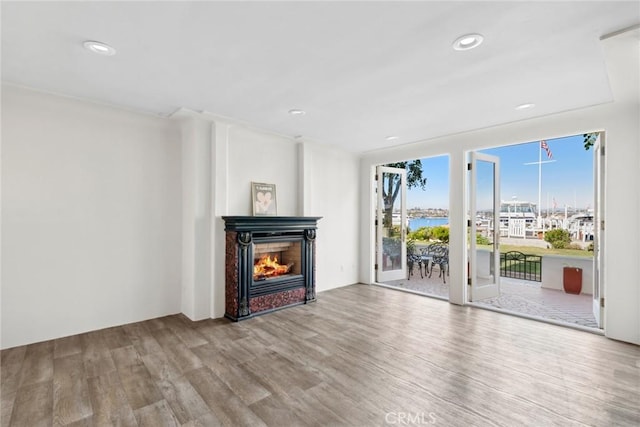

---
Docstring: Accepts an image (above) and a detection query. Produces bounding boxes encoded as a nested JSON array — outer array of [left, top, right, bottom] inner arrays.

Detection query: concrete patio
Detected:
[[381, 269, 598, 329]]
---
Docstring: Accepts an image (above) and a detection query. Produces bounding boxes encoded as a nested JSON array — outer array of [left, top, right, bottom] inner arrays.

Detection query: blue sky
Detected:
[[407, 134, 594, 211]]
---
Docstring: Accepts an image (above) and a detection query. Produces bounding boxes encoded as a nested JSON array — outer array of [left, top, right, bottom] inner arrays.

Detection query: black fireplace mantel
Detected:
[[223, 216, 322, 233], [222, 216, 322, 321]]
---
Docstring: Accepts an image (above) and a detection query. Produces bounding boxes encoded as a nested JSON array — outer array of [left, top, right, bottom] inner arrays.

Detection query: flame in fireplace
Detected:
[[253, 255, 292, 279]]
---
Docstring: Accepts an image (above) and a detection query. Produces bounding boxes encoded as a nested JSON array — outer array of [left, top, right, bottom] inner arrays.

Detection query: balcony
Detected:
[[381, 251, 597, 329]]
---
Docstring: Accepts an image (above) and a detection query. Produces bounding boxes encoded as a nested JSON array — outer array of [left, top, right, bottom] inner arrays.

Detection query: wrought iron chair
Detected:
[[420, 243, 442, 276], [407, 244, 423, 280], [427, 244, 449, 283]]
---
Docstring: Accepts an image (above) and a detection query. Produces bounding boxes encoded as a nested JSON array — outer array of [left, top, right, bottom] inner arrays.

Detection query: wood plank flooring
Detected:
[[2, 284, 639, 426]]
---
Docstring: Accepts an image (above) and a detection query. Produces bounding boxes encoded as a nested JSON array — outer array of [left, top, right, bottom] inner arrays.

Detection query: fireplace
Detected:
[[223, 216, 321, 321], [253, 241, 301, 280]]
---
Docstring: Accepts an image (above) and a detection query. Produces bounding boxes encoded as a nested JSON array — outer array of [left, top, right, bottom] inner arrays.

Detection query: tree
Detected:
[[381, 161, 427, 229], [583, 133, 598, 150], [544, 228, 572, 249], [431, 226, 450, 243], [408, 226, 431, 241]]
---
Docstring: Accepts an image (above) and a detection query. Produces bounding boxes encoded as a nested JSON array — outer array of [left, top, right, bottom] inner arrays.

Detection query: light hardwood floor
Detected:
[[2, 284, 639, 426]]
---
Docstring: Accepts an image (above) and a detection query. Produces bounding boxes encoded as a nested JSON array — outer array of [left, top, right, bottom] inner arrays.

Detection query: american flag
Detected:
[[541, 140, 553, 159]]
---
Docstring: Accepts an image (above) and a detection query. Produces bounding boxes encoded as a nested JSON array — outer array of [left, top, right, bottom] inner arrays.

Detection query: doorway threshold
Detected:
[[467, 302, 604, 335], [372, 282, 449, 302]]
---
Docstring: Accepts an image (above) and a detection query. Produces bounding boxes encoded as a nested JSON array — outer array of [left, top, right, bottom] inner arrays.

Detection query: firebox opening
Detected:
[[253, 241, 302, 281]]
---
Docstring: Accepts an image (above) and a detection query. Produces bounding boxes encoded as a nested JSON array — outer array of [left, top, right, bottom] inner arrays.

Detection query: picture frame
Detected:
[[251, 182, 277, 216]]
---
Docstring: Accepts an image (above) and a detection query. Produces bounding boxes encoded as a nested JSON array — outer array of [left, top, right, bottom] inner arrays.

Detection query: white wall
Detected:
[[359, 30, 640, 344], [300, 142, 360, 292], [177, 114, 361, 319], [209, 122, 303, 319], [541, 256, 593, 295], [222, 126, 360, 304], [227, 126, 299, 216], [180, 116, 213, 321], [1, 85, 182, 349]]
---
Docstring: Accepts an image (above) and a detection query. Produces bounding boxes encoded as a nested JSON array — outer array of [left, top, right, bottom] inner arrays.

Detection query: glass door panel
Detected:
[[376, 166, 407, 282], [469, 152, 500, 301]]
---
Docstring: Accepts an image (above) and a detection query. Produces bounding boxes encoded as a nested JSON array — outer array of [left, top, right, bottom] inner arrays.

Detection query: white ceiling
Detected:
[[2, 1, 639, 153]]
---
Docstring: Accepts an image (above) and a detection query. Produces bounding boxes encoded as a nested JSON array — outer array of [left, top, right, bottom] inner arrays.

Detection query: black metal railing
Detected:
[[500, 251, 542, 282]]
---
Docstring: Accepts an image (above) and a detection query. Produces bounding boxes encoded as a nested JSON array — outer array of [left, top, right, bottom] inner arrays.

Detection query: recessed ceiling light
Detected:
[[515, 103, 536, 110], [385, 136, 399, 141], [288, 109, 306, 116], [452, 33, 484, 51], [83, 40, 116, 56]]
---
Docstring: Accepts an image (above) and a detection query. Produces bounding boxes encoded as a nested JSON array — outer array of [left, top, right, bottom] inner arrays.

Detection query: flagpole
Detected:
[[524, 141, 556, 232], [538, 142, 542, 228]]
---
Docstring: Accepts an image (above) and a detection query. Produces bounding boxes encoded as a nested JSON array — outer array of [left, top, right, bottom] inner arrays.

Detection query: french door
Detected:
[[469, 152, 501, 301], [593, 134, 604, 328], [376, 166, 407, 282]]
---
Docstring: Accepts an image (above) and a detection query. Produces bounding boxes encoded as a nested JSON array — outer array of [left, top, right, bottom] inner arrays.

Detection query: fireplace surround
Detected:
[[222, 216, 321, 321]]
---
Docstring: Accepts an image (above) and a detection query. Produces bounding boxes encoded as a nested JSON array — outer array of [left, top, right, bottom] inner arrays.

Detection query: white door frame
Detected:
[[376, 166, 407, 282], [593, 133, 605, 328], [469, 152, 501, 302]]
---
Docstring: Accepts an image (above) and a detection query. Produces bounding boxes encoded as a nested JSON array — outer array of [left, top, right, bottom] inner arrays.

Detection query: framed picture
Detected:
[[251, 182, 277, 216]]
